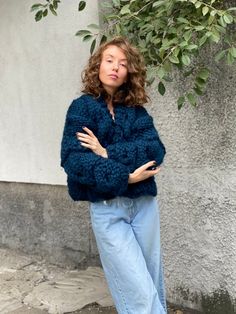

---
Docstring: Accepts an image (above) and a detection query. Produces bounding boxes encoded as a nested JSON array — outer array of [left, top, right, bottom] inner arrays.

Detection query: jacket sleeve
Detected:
[[60, 98, 129, 194], [106, 106, 166, 171]]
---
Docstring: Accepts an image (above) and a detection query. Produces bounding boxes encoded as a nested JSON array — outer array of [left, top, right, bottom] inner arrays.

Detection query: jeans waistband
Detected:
[[100, 197, 134, 209]]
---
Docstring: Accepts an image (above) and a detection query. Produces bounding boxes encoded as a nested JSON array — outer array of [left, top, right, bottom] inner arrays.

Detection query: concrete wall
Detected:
[[148, 52, 236, 310], [0, 0, 236, 312], [0, 181, 99, 268], [0, 0, 98, 185]]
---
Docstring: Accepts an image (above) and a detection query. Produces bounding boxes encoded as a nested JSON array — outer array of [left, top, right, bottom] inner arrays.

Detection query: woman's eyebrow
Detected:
[[104, 54, 127, 61]]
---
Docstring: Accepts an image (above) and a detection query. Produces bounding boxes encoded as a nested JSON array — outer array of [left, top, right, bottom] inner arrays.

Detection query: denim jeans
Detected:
[[90, 196, 167, 314]]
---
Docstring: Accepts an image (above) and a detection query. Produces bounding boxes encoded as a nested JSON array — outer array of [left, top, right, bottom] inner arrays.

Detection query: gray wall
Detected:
[[0, 181, 99, 268], [0, 0, 98, 185], [0, 0, 236, 312], [148, 54, 236, 310]]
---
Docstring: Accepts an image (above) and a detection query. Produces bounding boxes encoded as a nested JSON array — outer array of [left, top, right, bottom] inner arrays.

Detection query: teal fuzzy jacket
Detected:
[[60, 94, 166, 202]]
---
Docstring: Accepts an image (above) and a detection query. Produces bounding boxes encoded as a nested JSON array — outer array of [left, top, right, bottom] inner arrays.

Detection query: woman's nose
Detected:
[[113, 63, 119, 71]]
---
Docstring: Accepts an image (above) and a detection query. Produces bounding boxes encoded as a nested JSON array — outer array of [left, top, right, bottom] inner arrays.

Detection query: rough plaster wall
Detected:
[[0, 0, 236, 310], [0, 0, 98, 185], [0, 182, 99, 268], [148, 53, 236, 308]]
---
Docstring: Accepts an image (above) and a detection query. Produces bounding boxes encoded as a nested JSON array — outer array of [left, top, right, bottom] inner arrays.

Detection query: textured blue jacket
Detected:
[[60, 94, 166, 202]]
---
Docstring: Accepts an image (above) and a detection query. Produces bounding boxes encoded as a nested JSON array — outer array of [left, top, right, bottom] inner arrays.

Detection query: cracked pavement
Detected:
[[0, 248, 113, 314], [0, 248, 199, 314]]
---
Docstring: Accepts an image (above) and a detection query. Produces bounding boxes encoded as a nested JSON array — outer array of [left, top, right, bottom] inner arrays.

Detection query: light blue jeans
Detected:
[[90, 196, 167, 314]]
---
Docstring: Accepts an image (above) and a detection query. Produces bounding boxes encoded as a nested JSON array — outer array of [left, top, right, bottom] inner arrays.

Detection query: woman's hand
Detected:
[[128, 161, 161, 184], [76, 127, 108, 158]]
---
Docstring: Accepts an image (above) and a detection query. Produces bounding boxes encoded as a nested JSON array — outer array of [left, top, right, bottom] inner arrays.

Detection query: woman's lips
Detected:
[[108, 74, 118, 80]]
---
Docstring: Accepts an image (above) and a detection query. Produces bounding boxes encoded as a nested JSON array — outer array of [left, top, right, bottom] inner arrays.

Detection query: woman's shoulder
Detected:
[[133, 105, 151, 118], [72, 93, 100, 106], [67, 94, 101, 115], [132, 105, 154, 129]]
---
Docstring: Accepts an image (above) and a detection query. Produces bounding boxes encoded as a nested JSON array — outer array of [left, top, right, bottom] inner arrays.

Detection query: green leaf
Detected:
[[226, 51, 234, 65], [177, 96, 185, 110], [115, 23, 121, 34], [87, 23, 99, 29], [208, 15, 215, 25], [112, 0, 120, 7], [53, 0, 58, 10], [43, 9, 48, 17], [183, 68, 194, 77], [210, 10, 217, 16], [157, 67, 165, 79], [75, 30, 91, 36], [153, 1, 166, 8], [120, 4, 130, 15], [195, 77, 206, 88], [181, 55, 191, 66], [158, 81, 166, 96], [202, 6, 209, 16], [35, 10, 43, 21], [214, 50, 225, 62], [199, 35, 208, 46], [223, 14, 234, 24], [187, 92, 197, 106], [186, 44, 198, 50], [31, 3, 43, 12], [197, 68, 210, 81], [177, 17, 189, 24], [219, 16, 226, 27], [179, 41, 188, 48], [183, 30, 192, 42], [195, 1, 202, 9], [90, 39, 96, 54], [100, 35, 107, 45], [229, 47, 236, 58], [195, 25, 205, 31], [163, 60, 172, 72], [49, 4, 57, 15], [78, 1, 86, 11], [83, 34, 92, 42], [169, 55, 179, 64], [193, 86, 203, 95], [211, 31, 220, 43]]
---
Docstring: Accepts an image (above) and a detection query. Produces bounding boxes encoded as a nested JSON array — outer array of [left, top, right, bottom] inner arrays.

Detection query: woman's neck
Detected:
[[107, 99, 115, 120]]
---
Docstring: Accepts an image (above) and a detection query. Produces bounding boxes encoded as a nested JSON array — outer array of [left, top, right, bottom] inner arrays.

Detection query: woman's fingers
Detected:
[[76, 132, 91, 139], [129, 161, 161, 184], [77, 135, 92, 144], [80, 142, 97, 150], [136, 160, 157, 172], [82, 127, 95, 137], [76, 129, 106, 157]]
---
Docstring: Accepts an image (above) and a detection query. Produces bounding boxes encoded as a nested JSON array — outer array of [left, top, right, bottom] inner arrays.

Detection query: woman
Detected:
[[60, 37, 167, 314]]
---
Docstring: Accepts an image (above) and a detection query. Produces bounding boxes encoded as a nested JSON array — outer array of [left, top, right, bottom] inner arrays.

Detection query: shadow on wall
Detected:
[[201, 288, 236, 314]]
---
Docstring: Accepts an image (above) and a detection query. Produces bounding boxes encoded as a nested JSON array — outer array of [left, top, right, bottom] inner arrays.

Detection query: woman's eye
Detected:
[[120, 63, 127, 67], [106, 59, 112, 63]]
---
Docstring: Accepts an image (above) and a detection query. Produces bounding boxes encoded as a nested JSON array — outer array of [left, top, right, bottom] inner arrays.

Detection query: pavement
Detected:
[[0, 247, 114, 314], [0, 247, 199, 314]]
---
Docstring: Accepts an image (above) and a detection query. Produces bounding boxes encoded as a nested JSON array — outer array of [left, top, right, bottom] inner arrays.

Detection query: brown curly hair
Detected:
[[81, 37, 149, 106]]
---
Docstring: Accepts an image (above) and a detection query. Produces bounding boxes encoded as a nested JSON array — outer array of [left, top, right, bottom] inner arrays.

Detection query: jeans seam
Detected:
[[109, 263, 130, 314], [159, 255, 167, 313]]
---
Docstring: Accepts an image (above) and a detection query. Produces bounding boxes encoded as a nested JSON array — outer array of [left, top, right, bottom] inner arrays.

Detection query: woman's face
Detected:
[[99, 45, 128, 96]]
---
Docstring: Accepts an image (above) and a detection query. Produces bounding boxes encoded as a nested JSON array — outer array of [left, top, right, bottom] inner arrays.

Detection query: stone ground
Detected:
[[0, 247, 200, 314]]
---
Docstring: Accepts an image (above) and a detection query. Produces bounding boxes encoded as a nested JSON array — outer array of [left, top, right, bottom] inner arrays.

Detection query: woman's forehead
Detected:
[[102, 45, 127, 60]]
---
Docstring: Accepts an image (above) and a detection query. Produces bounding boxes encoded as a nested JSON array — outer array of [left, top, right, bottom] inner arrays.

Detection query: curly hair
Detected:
[[81, 37, 149, 106]]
